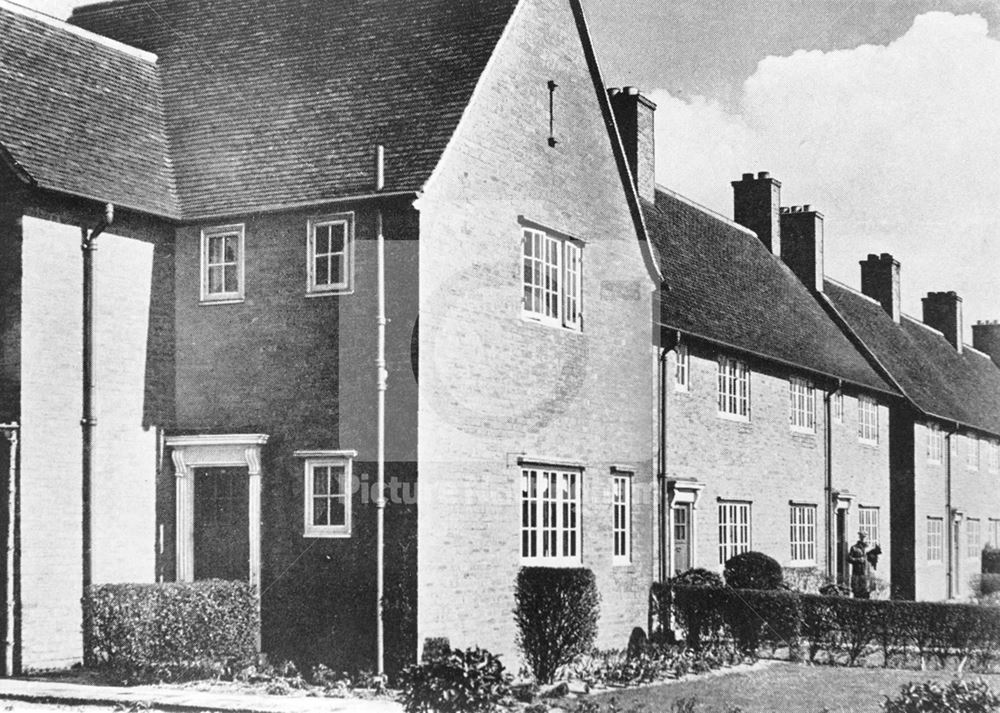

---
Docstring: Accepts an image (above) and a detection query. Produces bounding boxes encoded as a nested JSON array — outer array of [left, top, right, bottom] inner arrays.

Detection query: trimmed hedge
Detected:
[[83, 580, 259, 681], [514, 567, 600, 683], [724, 551, 783, 590], [662, 582, 1000, 669], [983, 546, 1000, 574]]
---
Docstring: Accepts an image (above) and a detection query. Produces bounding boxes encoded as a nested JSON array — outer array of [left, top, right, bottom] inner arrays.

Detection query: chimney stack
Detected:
[[608, 86, 657, 203], [922, 291, 964, 353], [973, 321, 1000, 366], [732, 171, 782, 255], [780, 205, 825, 292], [860, 253, 901, 323]]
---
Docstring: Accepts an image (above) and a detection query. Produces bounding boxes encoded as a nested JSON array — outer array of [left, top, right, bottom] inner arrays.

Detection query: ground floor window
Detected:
[[521, 467, 581, 564], [991, 519, 1000, 547], [926, 517, 943, 562], [612, 473, 631, 564], [789, 504, 816, 564], [968, 518, 982, 558], [858, 506, 879, 544], [304, 456, 352, 537], [718, 500, 751, 564]]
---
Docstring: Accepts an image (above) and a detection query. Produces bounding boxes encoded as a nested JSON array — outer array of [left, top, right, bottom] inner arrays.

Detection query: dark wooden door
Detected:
[[194, 467, 249, 581], [836, 510, 847, 585]]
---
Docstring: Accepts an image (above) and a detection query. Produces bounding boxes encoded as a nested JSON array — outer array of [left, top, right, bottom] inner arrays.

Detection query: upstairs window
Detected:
[[201, 224, 245, 303], [717, 357, 750, 420], [789, 377, 816, 432], [521, 467, 581, 564], [927, 423, 944, 464], [832, 391, 844, 423], [308, 213, 354, 294], [858, 395, 879, 444], [522, 228, 582, 330], [989, 440, 1000, 473], [675, 344, 689, 391], [967, 436, 980, 470], [926, 517, 943, 562]]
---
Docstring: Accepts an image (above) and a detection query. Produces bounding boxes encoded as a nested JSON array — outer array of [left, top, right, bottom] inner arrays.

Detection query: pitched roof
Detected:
[[0, 1, 178, 217], [824, 280, 1000, 436], [643, 188, 895, 394], [69, 0, 521, 219]]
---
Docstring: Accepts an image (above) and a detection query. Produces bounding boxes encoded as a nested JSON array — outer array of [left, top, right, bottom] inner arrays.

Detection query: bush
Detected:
[[720, 589, 801, 657], [671, 585, 726, 650], [399, 646, 510, 713], [983, 545, 1000, 574], [800, 594, 839, 663], [514, 567, 600, 683], [882, 678, 1000, 713], [83, 580, 258, 682], [723, 552, 784, 590], [671, 568, 725, 588], [975, 574, 1000, 598]]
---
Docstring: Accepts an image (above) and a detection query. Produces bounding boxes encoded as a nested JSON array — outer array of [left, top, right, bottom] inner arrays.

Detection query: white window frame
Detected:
[[857, 395, 879, 444], [966, 435, 980, 471], [717, 357, 750, 421], [968, 518, 982, 558], [675, 344, 689, 392], [927, 423, 943, 464], [521, 227, 582, 330], [789, 377, 816, 433], [789, 503, 817, 565], [307, 213, 354, 295], [991, 519, 1000, 548], [521, 467, 582, 565], [718, 500, 751, 564], [927, 517, 943, 562], [833, 391, 844, 424], [200, 224, 245, 304], [858, 506, 880, 544], [613, 473, 631, 565], [989, 440, 1000, 473], [303, 454, 354, 538]]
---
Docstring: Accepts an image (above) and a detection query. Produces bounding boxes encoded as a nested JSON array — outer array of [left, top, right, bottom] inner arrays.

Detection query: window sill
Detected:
[[306, 288, 354, 298], [717, 411, 750, 423], [521, 313, 582, 333], [520, 558, 583, 568], [788, 560, 817, 568], [790, 426, 816, 436], [200, 296, 245, 306], [858, 438, 879, 447], [613, 558, 632, 567], [303, 527, 351, 539]]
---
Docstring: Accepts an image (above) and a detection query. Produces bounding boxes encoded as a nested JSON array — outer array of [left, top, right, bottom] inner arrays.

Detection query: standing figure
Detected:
[[847, 530, 881, 598]]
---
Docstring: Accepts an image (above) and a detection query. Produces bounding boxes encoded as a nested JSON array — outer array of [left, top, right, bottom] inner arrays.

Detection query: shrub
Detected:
[[983, 546, 1000, 574], [83, 580, 258, 682], [827, 596, 879, 665], [800, 594, 839, 663], [720, 589, 801, 657], [882, 678, 1000, 713], [671, 568, 725, 588], [975, 574, 1000, 598], [399, 646, 510, 713], [723, 552, 784, 590], [671, 585, 726, 650], [514, 567, 600, 683]]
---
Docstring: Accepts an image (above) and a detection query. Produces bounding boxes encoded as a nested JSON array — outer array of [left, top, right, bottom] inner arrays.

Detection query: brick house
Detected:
[[821, 261, 1000, 600], [609, 95, 899, 588], [0, 0, 662, 673]]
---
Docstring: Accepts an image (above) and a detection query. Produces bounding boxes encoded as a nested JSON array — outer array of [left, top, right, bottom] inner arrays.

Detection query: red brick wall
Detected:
[[416, 0, 658, 664]]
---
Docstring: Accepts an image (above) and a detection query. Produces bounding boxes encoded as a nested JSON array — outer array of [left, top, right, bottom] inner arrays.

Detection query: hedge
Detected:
[[83, 580, 259, 681], [660, 583, 1000, 669]]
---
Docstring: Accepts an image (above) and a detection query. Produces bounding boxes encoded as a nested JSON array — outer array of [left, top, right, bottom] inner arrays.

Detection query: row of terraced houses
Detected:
[[1, 0, 998, 675]]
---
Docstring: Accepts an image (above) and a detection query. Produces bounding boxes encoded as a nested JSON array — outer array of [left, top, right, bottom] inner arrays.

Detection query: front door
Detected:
[[836, 509, 847, 585], [673, 504, 691, 574], [194, 467, 249, 581]]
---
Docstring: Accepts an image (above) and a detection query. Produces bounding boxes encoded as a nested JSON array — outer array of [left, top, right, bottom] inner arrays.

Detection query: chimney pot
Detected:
[[860, 253, 901, 323], [922, 291, 964, 353], [803, 204, 812, 211], [780, 201, 825, 292], [780, 207, 790, 214], [608, 87, 621, 97], [758, 171, 770, 179], [609, 87, 656, 202]]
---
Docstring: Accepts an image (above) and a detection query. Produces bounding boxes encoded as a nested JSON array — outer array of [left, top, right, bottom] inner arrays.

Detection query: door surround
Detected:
[[166, 434, 269, 587], [666, 478, 704, 576]]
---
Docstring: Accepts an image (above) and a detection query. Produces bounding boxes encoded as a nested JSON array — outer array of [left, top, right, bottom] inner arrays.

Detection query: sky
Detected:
[[20, 0, 1000, 338]]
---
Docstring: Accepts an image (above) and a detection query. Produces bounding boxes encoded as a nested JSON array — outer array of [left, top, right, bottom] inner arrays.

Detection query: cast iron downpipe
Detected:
[[1, 423, 18, 676], [945, 422, 958, 599], [81, 204, 113, 591], [374, 146, 386, 678]]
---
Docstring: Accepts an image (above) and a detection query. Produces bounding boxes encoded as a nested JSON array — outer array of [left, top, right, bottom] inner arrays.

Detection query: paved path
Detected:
[[0, 678, 404, 713]]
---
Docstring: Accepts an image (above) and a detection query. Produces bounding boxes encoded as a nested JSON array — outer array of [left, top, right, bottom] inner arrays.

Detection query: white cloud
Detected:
[[652, 12, 1000, 332]]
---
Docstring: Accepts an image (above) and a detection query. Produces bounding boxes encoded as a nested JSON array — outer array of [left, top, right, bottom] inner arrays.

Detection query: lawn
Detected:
[[586, 661, 1000, 712]]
